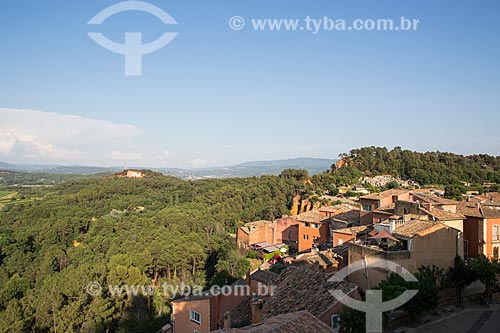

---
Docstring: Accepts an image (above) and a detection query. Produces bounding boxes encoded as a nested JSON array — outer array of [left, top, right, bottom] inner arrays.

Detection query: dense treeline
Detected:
[[0, 172, 303, 332], [330, 146, 500, 186]]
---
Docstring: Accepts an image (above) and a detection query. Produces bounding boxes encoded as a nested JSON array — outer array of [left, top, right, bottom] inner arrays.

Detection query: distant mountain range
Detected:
[[0, 158, 336, 179], [0, 161, 121, 175], [159, 158, 336, 179]]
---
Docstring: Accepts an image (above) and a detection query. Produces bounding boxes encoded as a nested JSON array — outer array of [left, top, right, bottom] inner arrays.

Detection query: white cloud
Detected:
[[0, 108, 145, 165], [0, 131, 85, 160], [111, 150, 144, 162], [191, 158, 217, 168], [0, 108, 143, 146]]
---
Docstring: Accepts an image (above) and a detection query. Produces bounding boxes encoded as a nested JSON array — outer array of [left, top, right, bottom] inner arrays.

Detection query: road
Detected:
[[413, 303, 500, 333]]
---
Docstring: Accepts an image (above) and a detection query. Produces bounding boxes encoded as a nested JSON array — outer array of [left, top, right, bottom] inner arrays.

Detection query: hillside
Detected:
[[332, 146, 500, 186], [0, 172, 305, 332], [160, 158, 336, 179], [0, 158, 336, 180]]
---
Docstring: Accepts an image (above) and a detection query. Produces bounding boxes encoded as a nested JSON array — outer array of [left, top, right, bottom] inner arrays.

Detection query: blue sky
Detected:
[[0, 0, 499, 168]]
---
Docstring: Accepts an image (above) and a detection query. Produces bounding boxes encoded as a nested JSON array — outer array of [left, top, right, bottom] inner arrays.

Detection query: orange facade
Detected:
[[237, 217, 299, 250], [360, 191, 411, 225], [171, 290, 248, 333], [332, 232, 355, 247], [484, 218, 500, 260], [298, 222, 329, 252]]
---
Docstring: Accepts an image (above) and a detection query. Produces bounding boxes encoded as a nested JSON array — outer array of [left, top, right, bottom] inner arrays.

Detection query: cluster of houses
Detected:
[[168, 189, 500, 332]]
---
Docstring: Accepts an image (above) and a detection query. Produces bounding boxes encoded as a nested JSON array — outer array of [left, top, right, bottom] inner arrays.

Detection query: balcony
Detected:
[[348, 241, 411, 261]]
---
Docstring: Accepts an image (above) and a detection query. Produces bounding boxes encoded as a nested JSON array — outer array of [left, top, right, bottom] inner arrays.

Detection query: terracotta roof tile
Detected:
[[246, 220, 274, 227], [331, 209, 360, 223], [361, 189, 409, 201], [285, 250, 339, 268], [426, 210, 465, 221], [333, 226, 368, 236], [297, 210, 330, 223], [217, 311, 335, 332], [393, 220, 446, 238], [481, 206, 500, 219], [264, 266, 358, 318], [456, 203, 483, 218], [411, 193, 458, 205], [319, 204, 354, 213], [374, 203, 395, 214], [250, 270, 279, 285]]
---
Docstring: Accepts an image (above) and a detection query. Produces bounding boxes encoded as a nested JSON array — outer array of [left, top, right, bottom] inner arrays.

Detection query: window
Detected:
[[311, 223, 319, 229], [493, 225, 499, 241], [303, 234, 309, 240], [331, 314, 341, 331], [362, 204, 372, 212], [302, 222, 310, 228], [338, 239, 343, 245], [189, 310, 201, 324], [494, 247, 499, 260], [194, 331, 200, 333]]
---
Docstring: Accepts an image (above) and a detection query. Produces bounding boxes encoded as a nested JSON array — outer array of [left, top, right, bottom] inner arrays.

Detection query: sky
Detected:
[[0, 0, 499, 168]]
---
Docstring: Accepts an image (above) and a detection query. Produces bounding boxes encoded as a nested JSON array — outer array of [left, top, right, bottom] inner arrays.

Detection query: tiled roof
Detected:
[[216, 311, 335, 332], [456, 203, 500, 219], [319, 204, 353, 213], [264, 266, 358, 318], [374, 203, 395, 214], [471, 192, 500, 203], [250, 269, 278, 284], [297, 210, 330, 223], [246, 220, 273, 227], [425, 209, 465, 221], [333, 226, 368, 236], [481, 207, 500, 219], [411, 193, 457, 205], [456, 203, 483, 218], [393, 220, 446, 238], [361, 189, 409, 201], [286, 250, 339, 268], [331, 209, 360, 223]]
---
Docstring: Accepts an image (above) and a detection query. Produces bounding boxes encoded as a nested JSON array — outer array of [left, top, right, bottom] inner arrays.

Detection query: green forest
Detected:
[[329, 146, 500, 187], [1, 146, 499, 332], [0, 172, 304, 332]]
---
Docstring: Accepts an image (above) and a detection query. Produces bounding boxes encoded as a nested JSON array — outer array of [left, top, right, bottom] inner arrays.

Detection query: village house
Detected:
[[284, 248, 340, 273], [236, 216, 299, 251], [170, 284, 248, 333], [457, 202, 500, 260], [245, 269, 277, 298], [262, 266, 360, 330], [359, 190, 411, 225], [369, 193, 465, 234], [171, 269, 277, 333], [332, 226, 369, 247], [212, 311, 336, 333], [347, 220, 463, 290], [216, 265, 359, 331], [296, 210, 331, 251]]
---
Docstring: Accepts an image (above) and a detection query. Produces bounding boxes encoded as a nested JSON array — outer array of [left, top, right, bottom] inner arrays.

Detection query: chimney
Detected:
[[245, 269, 251, 286], [223, 311, 231, 330], [251, 300, 264, 325]]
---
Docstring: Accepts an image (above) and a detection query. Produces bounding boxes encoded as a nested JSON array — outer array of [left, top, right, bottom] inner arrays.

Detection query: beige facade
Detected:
[[348, 223, 462, 290]]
